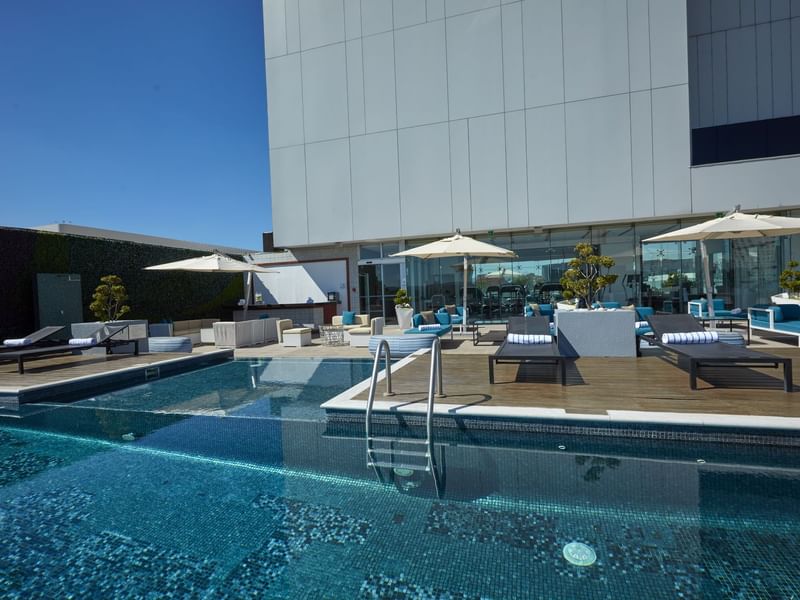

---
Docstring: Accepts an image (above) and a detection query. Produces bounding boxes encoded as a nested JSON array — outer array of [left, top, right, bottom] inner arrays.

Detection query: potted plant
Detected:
[[394, 288, 414, 329], [773, 260, 800, 304], [560, 243, 618, 309]]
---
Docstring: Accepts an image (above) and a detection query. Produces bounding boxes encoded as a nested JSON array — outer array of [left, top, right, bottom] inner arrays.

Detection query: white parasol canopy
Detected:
[[643, 209, 800, 318], [392, 230, 516, 331], [145, 252, 275, 318]]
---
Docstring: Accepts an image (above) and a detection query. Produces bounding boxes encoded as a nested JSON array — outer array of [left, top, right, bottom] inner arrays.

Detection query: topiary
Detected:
[[90, 274, 131, 321], [779, 260, 800, 298], [560, 243, 618, 309]]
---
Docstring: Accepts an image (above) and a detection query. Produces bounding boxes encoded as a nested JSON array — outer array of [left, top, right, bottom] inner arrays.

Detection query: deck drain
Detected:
[[563, 542, 596, 566]]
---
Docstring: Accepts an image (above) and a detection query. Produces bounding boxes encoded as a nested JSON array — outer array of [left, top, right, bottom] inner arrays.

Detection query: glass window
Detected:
[[359, 244, 381, 260], [381, 242, 400, 257]]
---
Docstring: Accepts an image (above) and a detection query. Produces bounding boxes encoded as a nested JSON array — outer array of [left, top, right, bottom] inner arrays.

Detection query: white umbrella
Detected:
[[643, 209, 800, 318], [145, 252, 276, 318], [392, 230, 517, 332]]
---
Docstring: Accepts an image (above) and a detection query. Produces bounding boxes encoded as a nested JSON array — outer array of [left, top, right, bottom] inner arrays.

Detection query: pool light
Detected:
[[563, 542, 597, 566]]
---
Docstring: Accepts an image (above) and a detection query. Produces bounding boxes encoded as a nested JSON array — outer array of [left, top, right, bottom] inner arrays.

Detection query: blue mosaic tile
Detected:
[[359, 573, 484, 599], [0, 451, 64, 486]]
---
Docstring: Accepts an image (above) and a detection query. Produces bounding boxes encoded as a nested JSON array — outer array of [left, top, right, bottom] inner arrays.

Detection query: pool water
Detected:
[[1, 359, 799, 598]]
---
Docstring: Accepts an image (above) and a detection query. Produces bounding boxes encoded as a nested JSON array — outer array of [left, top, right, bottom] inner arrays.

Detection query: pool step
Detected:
[[367, 460, 431, 472], [368, 436, 427, 445], [368, 447, 429, 458]]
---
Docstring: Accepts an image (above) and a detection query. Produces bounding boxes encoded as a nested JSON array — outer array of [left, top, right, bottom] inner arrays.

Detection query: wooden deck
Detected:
[[351, 349, 800, 418]]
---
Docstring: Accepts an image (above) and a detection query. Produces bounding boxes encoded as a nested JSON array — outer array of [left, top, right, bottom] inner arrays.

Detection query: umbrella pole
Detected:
[[463, 256, 468, 335], [244, 272, 252, 319], [700, 240, 716, 325]]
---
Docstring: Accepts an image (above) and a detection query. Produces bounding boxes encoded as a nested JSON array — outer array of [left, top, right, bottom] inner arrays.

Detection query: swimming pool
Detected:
[[1, 358, 799, 598]]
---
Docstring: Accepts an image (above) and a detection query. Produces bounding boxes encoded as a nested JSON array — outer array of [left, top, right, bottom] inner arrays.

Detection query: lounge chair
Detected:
[[646, 314, 793, 392], [0, 324, 137, 374], [0, 326, 65, 351], [488, 316, 567, 385]]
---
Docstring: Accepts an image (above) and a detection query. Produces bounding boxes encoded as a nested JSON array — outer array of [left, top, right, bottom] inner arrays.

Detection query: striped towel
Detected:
[[68, 338, 95, 345], [508, 333, 553, 344], [3, 338, 32, 346], [634, 321, 649, 329], [417, 324, 440, 331], [661, 331, 719, 345]]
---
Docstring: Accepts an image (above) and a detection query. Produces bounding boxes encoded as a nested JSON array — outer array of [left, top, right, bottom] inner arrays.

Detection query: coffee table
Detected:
[[472, 319, 508, 345], [319, 325, 346, 346]]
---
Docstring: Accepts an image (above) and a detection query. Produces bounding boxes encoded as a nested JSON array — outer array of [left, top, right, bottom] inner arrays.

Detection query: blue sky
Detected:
[[0, 0, 270, 250]]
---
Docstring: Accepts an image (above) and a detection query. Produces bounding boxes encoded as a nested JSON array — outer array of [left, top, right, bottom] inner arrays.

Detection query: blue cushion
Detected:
[[456, 306, 464, 316], [635, 306, 654, 319], [435, 311, 451, 325], [780, 303, 800, 321], [342, 311, 356, 325], [412, 313, 423, 327], [775, 320, 800, 332], [403, 325, 451, 337], [753, 306, 783, 323]]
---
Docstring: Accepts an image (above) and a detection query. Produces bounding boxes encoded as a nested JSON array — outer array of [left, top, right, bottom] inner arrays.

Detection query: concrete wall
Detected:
[[263, 0, 692, 247], [687, 0, 800, 128]]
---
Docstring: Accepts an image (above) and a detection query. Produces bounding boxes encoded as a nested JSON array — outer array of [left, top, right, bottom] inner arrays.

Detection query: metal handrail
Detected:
[[365, 339, 393, 452], [426, 337, 442, 452]]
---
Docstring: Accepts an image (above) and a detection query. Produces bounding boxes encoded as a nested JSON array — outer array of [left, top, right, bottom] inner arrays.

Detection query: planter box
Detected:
[[71, 320, 149, 354], [555, 310, 635, 357]]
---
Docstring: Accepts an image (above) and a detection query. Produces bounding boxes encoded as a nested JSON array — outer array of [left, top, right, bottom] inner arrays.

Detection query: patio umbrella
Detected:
[[643, 209, 800, 318], [145, 252, 276, 318], [392, 230, 517, 332]]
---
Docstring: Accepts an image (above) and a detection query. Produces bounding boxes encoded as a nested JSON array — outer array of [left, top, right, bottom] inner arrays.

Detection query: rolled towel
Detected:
[[661, 331, 719, 345], [68, 338, 95, 346], [634, 321, 649, 329], [508, 333, 553, 344], [417, 324, 440, 331], [3, 338, 32, 346], [730, 307, 742, 314]]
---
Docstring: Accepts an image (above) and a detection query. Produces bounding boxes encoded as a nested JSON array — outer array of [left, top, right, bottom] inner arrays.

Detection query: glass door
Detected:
[[357, 259, 405, 324]]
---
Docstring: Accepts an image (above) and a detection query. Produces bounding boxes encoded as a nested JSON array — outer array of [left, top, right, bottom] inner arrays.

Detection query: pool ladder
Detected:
[[365, 338, 444, 477]]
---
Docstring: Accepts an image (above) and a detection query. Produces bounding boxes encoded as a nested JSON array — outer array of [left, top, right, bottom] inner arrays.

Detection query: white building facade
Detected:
[[262, 0, 800, 321]]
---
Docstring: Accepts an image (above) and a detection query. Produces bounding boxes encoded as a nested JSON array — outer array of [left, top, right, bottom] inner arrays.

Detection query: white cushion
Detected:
[[507, 333, 552, 344], [661, 331, 719, 344]]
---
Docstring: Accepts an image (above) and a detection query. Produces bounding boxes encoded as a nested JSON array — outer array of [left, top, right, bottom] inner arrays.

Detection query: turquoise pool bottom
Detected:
[[1, 416, 799, 599]]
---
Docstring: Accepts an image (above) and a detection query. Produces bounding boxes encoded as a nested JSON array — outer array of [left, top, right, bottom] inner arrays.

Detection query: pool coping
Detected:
[[321, 350, 800, 432], [0, 350, 234, 405]]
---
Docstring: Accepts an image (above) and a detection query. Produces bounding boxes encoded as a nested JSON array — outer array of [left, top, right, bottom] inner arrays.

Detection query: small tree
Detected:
[[393, 288, 412, 308], [560, 243, 618, 308], [90, 275, 131, 321], [779, 260, 800, 298]]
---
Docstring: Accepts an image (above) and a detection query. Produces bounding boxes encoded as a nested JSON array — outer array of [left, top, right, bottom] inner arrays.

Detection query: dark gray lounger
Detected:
[[0, 326, 65, 352], [488, 316, 567, 385], [0, 324, 137, 374], [646, 314, 793, 392]]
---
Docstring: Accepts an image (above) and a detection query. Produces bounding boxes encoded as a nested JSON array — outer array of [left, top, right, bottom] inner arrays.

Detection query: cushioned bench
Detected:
[[148, 336, 193, 353], [346, 317, 384, 347], [368, 334, 438, 358]]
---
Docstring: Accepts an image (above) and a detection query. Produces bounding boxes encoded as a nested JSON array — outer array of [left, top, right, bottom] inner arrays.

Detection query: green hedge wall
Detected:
[[0, 227, 243, 339]]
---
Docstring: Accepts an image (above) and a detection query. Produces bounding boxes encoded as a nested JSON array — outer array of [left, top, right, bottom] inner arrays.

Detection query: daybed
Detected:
[[749, 304, 800, 346], [0, 324, 137, 374], [1, 326, 65, 351], [488, 316, 567, 385], [332, 312, 370, 330], [647, 314, 792, 391]]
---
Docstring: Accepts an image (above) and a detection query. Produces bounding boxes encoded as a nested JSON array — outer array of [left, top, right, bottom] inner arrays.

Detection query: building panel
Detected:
[[446, 8, 504, 120], [263, 0, 287, 58], [526, 104, 567, 226], [362, 32, 397, 133], [505, 111, 529, 227], [351, 132, 401, 240], [395, 21, 448, 128], [468, 114, 509, 230], [301, 44, 349, 143], [266, 54, 304, 148], [630, 90, 655, 218], [270, 146, 308, 247], [501, 2, 525, 111], [522, 0, 564, 108], [298, 0, 345, 50], [652, 85, 691, 216], [305, 139, 353, 244]]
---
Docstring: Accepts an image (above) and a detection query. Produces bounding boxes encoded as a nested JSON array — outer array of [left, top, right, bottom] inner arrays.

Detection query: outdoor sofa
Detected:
[[405, 311, 452, 338], [0, 324, 138, 374], [346, 317, 384, 347], [748, 304, 800, 346], [646, 314, 793, 391], [488, 316, 567, 385]]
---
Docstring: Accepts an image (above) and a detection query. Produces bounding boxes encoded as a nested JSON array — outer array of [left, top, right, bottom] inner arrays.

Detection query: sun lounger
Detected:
[[646, 314, 793, 392], [0, 326, 65, 352], [0, 324, 137, 374], [488, 316, 567, 385]]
